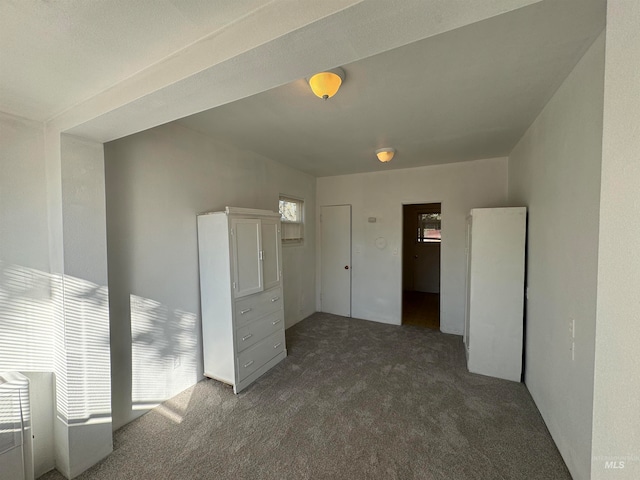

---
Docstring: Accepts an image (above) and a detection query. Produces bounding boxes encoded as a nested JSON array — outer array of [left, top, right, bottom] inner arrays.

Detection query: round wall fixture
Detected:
[[375, 237, 387, 249]]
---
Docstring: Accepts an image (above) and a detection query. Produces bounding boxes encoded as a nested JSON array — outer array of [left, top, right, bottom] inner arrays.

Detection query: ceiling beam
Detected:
[[53, 0, 544, 142]]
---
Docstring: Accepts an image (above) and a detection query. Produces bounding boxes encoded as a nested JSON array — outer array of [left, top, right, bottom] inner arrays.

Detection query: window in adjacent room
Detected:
[[417, 212, 442, 243], [279, 195, 304, 245]]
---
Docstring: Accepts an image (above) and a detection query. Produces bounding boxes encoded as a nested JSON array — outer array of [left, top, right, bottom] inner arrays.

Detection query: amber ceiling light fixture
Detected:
[[308, 68, 345, 100], [376, 148, 395, 163]]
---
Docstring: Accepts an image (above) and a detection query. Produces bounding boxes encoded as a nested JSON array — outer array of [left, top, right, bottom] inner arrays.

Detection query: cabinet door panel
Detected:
[[261, 219, 281, 290], [232, 218, 263, 298]]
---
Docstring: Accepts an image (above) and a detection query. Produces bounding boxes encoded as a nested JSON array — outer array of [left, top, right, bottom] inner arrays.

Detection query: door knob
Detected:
[[344, 265, 349, 270]]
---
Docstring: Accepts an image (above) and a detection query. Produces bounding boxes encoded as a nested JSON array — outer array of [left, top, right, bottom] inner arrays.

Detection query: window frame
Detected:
[[279, 195, 305, 246], [416, 210, 442, 244]]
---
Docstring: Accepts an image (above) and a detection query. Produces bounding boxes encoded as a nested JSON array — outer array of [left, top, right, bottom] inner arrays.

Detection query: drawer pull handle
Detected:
[[243, 360, 254, 368], [273, 342, 282, 349], [271, 296, 280, 302], [272, 319, 281, 325], [240, 308, 252, 315], [242, 334, 253, 341]]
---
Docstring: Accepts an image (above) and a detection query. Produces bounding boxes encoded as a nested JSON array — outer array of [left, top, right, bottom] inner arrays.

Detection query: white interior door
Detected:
[[321, 205, 351, 316]]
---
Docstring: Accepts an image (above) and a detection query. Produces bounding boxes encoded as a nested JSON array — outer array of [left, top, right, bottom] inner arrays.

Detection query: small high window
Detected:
[[279, 196, 304, 245]]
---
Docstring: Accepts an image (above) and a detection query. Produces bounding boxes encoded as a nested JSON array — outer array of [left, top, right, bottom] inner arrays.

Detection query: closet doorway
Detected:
[[402, 203, 441, 329]]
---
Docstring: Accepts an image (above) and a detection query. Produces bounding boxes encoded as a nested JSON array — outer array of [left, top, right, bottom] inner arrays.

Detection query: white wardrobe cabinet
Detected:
[[197, 207, 286, 393], [464, 207, 526, 382]]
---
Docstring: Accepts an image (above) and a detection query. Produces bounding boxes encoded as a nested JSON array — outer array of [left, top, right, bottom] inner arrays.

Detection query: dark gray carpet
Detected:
[[41, 313, 570, 479]]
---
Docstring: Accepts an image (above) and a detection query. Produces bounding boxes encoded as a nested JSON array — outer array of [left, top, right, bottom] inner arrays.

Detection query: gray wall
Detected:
[[317, 157, 508, 333], [59, 134, 113, 478], [591, 3, 640, 478], [0, 113, 115, 478], [0, 112, 52, 371], [0, 112, 57, 476], [104, 122, 316, 429], [508, 33, 605, 480], [0, 112, 49, 272]]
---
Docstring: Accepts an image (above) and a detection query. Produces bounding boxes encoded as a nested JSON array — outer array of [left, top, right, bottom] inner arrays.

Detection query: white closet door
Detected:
[[320, 205, 352, 317], [231, 218, 263, 298], [261, 218, 281, 291]]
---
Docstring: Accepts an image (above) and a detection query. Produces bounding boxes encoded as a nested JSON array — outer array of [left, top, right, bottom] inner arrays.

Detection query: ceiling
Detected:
[[0, 0, 282, 121], [0, 1, 605, 178], [178, 0, 605, 177]]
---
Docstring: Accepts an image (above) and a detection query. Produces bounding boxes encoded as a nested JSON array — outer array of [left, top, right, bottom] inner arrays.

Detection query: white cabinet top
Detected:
[[198, 206, 281, 218]]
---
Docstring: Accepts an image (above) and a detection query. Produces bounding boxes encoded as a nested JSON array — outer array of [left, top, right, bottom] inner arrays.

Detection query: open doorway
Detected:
[[402, 203, 441, 329]]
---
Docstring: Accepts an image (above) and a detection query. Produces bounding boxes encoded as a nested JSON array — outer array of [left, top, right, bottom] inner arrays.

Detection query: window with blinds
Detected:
[[279, 196, 304, 245]]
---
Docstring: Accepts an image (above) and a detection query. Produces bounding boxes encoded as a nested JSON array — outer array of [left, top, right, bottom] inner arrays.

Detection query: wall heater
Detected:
[[0, 372, 34, 480]]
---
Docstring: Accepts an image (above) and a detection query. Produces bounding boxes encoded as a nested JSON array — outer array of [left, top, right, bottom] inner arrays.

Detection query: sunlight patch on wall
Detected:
[[61, 275, 111, 425], [0, 264, 115, 426], [130, 295, 198, 414], [0, 262, 55, 372]]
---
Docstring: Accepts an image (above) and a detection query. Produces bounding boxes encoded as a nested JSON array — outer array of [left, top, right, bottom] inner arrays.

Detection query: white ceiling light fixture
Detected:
[[308, 67, 345, 100], [376, 148, 395, 163]]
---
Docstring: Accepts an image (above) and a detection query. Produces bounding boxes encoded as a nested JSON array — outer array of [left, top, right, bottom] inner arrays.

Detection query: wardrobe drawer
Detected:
[[234, 287, 282, 327], [237, 330, 286, 381], [236, 311, 284, 353]]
